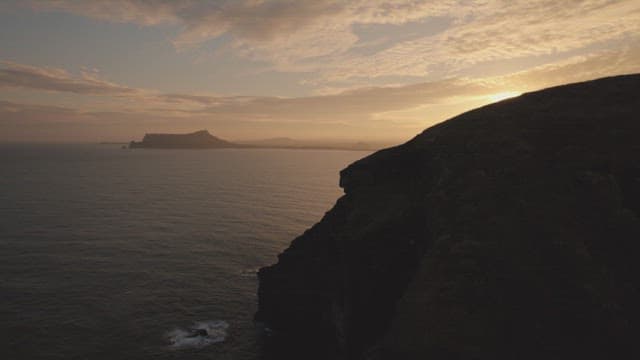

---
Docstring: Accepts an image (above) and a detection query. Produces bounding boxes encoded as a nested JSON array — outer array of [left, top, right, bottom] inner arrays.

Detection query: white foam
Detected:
[[167, 320, 229, 349]]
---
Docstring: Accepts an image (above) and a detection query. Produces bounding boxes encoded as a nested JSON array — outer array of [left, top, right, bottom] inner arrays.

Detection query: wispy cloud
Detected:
[[0, 99, 78, 122], [0, 61, 139, 95], [4, 44, 638, 143], [320, 0, 640, 81], [21, 0, 640, 84], [0, 60, 495, 122], [484, 45, 640, 91], [20, 0, 459, 75], [192, 79, 493, 122]]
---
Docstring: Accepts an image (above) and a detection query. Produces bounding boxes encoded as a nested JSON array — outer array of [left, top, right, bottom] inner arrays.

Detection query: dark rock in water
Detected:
[[256, 74, 640, 359], [129, 129, 239, 149], [187, 329, 208, 338]]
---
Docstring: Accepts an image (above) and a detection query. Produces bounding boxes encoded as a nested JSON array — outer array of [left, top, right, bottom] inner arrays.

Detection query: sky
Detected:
[[1, 0, 639, 143]]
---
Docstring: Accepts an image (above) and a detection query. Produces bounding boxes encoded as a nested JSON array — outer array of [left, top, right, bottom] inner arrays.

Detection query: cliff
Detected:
[[255, 74, 640, 359], [129, 130, 238, 148]]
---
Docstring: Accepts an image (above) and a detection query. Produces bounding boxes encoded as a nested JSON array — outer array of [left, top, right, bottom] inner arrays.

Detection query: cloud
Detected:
[[2, 44, 639, 143], [21, 0, 640, 83], [321, 0, 640, 81], [0, 61, 139, 95], [24, 1, 456, 43], [0, 99, 79, 122], [489, 45, 640, 91], [24, 0, 185, 25], [22, 1, 466, 68], [0, 68, 497, 141], [191, 78, 494, 124], [0, 61, 242, 109], [156, 93, 223, 106], [0, 60, 490, 122], [190, 44, 640, 123], [5, 42, 640, 118]]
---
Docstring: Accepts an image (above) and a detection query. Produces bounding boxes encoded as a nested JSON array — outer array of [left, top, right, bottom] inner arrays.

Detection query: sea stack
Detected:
[[255, 74, 640, 359]]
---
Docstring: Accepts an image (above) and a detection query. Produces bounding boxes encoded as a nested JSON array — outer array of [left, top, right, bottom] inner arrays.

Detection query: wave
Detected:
[[166, 320, 229, 349]]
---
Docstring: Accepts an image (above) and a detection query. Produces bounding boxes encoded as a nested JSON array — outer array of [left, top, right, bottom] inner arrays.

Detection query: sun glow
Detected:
[[488, 91, 522, 103]]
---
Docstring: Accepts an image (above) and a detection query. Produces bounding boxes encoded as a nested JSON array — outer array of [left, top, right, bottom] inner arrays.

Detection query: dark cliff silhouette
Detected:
[[256, 74, 640, 359], [129, 130, 239, 149]]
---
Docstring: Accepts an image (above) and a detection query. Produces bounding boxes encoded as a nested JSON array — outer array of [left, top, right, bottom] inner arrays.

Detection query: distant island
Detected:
[[128, 130, 390, 151], [129, 130, 239, 149]]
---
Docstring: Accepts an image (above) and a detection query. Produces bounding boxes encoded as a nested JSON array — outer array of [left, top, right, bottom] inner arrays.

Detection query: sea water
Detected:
[[0, 144, 369, 359]]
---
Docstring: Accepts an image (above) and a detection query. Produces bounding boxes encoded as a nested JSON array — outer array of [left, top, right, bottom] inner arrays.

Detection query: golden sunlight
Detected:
[[488, 91, 522, 103]]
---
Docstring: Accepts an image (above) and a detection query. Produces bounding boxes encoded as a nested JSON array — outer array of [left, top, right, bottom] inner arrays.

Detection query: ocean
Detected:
[[0, 144, 370, 359]]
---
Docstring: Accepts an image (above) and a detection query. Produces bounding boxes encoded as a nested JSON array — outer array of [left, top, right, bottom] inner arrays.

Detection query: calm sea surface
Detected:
[[0, 144, 369, 359]]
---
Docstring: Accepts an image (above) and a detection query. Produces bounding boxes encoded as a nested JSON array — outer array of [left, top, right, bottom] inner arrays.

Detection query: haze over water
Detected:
[[0, 144, 369, 359]]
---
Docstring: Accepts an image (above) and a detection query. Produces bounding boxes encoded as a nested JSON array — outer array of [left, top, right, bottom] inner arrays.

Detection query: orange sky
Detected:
[[1, 1, 639, 143]]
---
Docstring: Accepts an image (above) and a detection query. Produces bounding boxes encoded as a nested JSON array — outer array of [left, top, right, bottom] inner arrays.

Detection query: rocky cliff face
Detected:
[[255, 74, 640, 359]]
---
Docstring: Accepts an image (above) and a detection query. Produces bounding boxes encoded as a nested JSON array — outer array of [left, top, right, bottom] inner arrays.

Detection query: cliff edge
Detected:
[[256, 74, 640, 359]]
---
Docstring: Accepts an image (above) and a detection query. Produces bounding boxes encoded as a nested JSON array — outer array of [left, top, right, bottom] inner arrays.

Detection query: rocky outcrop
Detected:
[[129, 130, 238, 148], [255, 74, 640, 359]]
